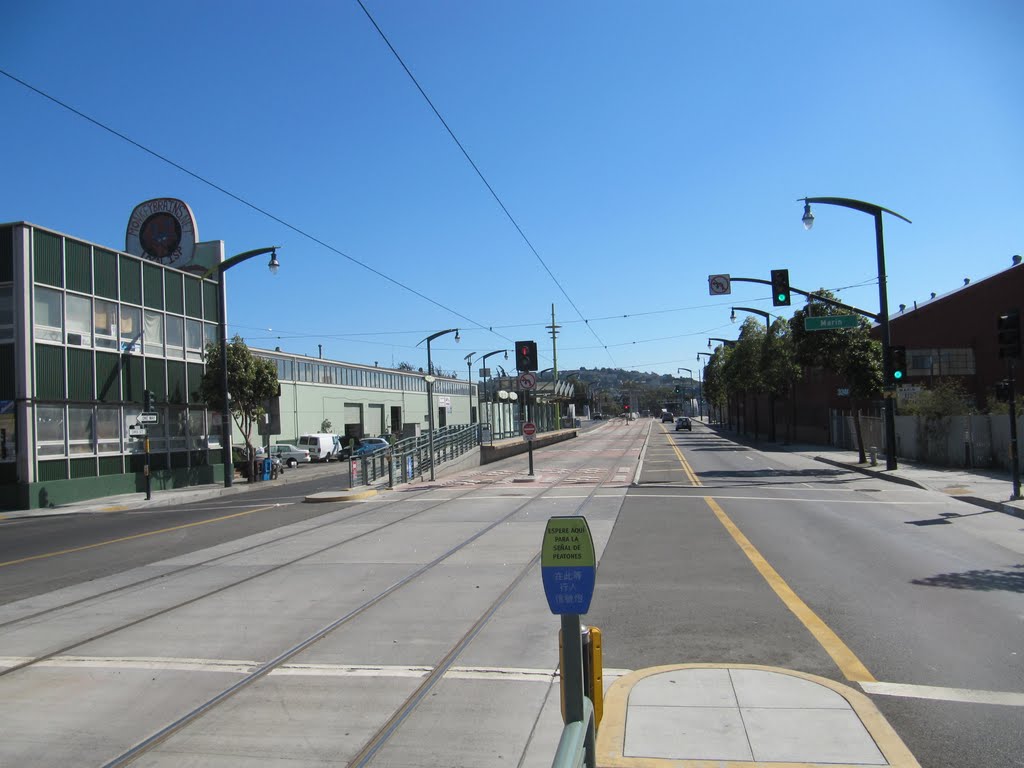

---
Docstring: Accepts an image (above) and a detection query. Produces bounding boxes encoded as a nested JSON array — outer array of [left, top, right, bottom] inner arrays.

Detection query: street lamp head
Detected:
[[267, 248, 280, 274], [455, 330, 461, 343], [707, 339, 712, 349], [730, 308, 737, 323], [504, 350, 508, 359], [801, 201, 815, 230]]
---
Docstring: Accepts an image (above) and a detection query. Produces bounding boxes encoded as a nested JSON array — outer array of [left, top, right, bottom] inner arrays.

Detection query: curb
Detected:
[[813, 456, 929, 490], [303, 489, 378, 503]]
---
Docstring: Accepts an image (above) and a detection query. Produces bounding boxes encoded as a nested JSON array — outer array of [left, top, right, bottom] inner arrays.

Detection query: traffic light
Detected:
[[998, 309, 1021, 359], [891, 346, 907, 381], [143, 389, 154, 411], [996, 380, 1010, 402], [770, 269, 791, 307], [674, 385, 681, 394], [623, 403, 630, 411], [515, 340, 538, 371]]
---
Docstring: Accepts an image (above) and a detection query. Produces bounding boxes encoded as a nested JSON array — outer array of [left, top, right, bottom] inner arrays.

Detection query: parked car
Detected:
[[268, 443, 310, 468], [676, 417, 692, 431], [352, 437, 390, 457], [661, 412, 674, 422], [297, 433, 343, 462]]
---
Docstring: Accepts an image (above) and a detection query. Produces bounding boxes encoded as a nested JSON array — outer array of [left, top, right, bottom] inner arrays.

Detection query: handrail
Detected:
[[551, 696, 595, 768]]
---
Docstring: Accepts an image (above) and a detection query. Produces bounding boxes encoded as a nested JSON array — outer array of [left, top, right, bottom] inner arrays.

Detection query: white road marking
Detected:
[[0, 655, 632, 682], [861, 681, 1024, 707], [627, 493, 939, 505]]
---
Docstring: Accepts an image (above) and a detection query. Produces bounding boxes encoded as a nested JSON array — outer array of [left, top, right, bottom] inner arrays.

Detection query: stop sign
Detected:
[[523, 422, 537, 437]]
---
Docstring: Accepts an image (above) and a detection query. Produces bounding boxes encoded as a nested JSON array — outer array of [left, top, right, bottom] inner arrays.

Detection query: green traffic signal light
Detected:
[[893, 370, 903, 380]]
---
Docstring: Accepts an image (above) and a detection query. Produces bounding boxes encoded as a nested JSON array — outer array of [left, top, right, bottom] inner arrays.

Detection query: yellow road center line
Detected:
[[0, 505, 279, 568], [665, 434, 700, 486], [703, 495, 875, 683]]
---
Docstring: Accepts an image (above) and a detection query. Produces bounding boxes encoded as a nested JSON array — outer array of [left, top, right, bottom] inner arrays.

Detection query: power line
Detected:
[[0, 66, 512, 345], [354, 0, 614, 364]]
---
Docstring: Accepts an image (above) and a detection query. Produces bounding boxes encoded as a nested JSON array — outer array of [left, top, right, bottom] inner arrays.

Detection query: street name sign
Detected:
[[139, 412, 159, 423], [805, 315, 859, 331], [540, 516, 596, 614], [128, 425, 147, 437]]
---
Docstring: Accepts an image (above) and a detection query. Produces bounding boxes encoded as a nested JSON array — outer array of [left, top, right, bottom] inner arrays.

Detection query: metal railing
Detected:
[[349, 424, 480, 487], [551, 697, 595, 768]]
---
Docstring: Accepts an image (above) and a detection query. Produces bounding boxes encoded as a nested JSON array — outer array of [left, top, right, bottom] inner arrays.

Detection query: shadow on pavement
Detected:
[[911, 564, 1024, 592]]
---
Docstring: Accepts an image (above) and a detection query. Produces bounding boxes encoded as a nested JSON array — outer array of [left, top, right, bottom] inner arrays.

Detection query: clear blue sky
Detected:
[[2, 1, 1022, 381]]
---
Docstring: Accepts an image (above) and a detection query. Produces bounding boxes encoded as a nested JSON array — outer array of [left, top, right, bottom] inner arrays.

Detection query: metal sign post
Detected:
[[541, 516, 596, 768]]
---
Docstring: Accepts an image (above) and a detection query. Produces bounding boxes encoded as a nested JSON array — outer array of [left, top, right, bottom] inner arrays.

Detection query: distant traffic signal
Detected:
[[770, 269, 791, 306], [515, 340, 538, 371], [891, 346, 907, 381], [998, 310, 1021, 359], [996, 380, 1010, 402], [623, 403, 630, 411]]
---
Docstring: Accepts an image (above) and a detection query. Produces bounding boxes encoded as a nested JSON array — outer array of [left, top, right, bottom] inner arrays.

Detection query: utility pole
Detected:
[[547, 304, 561, 427]]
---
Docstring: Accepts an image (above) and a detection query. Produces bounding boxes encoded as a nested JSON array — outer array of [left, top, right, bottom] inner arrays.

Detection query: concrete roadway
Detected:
[[587, 419, 1024, 768], [1, 417, 1021, 767]]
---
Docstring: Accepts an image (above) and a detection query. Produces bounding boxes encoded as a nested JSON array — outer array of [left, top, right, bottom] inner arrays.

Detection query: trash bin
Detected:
[[262, 458, 273, 481]]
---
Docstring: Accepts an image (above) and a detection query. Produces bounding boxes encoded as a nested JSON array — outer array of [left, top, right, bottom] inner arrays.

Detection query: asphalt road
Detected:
[[587, 420, 1024, 768], [1, 419, 1021, 767]]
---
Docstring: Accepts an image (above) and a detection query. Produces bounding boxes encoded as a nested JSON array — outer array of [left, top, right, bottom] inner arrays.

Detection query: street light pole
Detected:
[[201, 246, 280, 488], [697, 352, 713, 421], [677, 367, 693, 417], [478, 349, 508, 442], [419, 328, 459, 481], [465, 352, 477, 427], [801, 197, 911, 471]]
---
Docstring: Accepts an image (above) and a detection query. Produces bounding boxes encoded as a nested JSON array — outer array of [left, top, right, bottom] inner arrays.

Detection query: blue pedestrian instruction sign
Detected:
[[541, 516, 596, 614]]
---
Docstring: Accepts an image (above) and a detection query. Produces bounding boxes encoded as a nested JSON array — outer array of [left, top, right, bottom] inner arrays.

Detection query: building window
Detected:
[[68, 405, 95, 455], [37, 405, 66, 456], [168, 407, 188, 452], [120, 305, 142, 353], [203, 323, 218, 354], [187, 409, 206, 450], [185, 319, 203, 361], [34, 286, 63, 342], [144, 310, 164, 355], [97, 405, 121, 453], [94, 299, 118, 350], [0, 284, 13, 343], [166, 315, 184, 359], [208, 411, 222, 448]]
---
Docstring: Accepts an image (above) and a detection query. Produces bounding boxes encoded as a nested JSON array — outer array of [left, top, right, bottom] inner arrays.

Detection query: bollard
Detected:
[[869, 446, 878, 466]]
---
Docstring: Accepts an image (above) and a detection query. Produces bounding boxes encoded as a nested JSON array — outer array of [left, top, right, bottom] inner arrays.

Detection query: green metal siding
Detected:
[[96, 351, 121, 401], [145, 358, 166, 402], [164, 271, 184, 314], [67, 348, 94, 401], [187, 363, 206, 404], [0, 344, 14, 400], [94, 249, 118, 299], [38, 460, 68, 482], [69, 457, 97, 479], [0, 226, 13, 282], [98, 455, 123, 475], [33, 230, 63, 287], [119, 256, 142, 304], [143, 263, 163, 309], [65, 240, 92, 294], [167, 360, 186, 404], [122, 355, 144, 402], [203, 280, 220, 321], [184, 276, 202, 318], [35, 344, 66, 400]]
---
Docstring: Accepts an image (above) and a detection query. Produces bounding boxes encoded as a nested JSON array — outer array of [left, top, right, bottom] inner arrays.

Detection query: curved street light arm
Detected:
[[200, 246, 280, 281], [729, 277, 879, 321], [801, 196, 911, 224]]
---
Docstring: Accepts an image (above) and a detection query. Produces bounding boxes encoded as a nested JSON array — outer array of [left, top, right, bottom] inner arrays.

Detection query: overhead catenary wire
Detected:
[[354, 0, 614, 364], [0, 66, 511, 345]]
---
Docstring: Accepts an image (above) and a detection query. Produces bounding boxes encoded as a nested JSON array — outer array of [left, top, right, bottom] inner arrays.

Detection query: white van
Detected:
[[297, 433, 342, 462]]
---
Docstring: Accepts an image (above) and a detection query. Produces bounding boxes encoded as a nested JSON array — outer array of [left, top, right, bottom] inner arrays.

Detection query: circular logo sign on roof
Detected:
[[126, 198, 199, 270]]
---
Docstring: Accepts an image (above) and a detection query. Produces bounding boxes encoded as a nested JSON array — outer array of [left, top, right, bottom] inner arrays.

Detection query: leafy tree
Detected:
[[320, 419, 333, 433], [725, 318, 766, 437], [200, 335, 280, 477], [789, 290, 882, 459], [396, 361, 414, 371]]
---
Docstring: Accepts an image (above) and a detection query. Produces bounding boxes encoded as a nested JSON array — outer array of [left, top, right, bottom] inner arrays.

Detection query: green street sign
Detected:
[[805, 315, 859, 331]]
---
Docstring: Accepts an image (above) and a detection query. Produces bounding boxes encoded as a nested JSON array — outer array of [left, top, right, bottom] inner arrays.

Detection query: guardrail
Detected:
[[349, 424, 480, 487], [552, 696, 595, 768]]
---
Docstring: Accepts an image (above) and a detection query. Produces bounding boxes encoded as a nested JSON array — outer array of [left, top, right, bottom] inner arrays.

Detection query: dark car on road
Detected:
[[676, 416, 692, 431], [661, 412, 674, 422]]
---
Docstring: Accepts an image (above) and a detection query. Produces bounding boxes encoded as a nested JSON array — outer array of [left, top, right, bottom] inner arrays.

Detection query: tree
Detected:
[[200, 335, 280, 478], [320, 419, 333, 433], [789, 290, 882, 460]]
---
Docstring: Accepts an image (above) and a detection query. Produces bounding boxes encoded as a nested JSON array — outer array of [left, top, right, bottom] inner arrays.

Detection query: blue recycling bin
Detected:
[[262, 458, 273, 481]]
